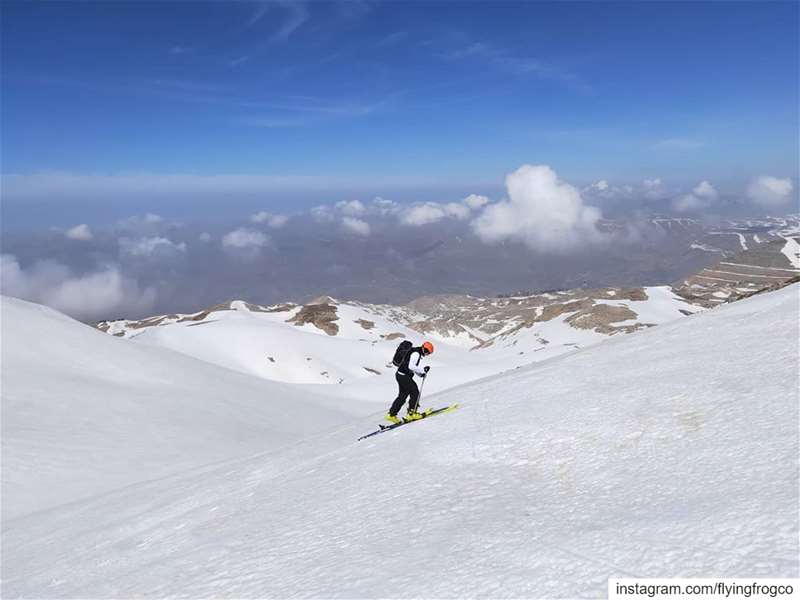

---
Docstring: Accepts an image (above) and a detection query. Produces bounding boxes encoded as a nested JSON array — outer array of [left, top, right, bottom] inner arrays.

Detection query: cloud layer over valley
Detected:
[[2, 165, 796, 322]]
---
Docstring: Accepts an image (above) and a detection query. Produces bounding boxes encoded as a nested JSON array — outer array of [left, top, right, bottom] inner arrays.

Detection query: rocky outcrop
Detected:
[[287, 303, 340, 336], [381, 333, 406, 340], [566, 304, 645, 335], [399, 287, 656, 347], [247, 302, 295, 313]]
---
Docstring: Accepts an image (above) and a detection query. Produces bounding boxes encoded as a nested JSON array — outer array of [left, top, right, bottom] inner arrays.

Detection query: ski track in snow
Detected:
[[2, 285, 798, 598]]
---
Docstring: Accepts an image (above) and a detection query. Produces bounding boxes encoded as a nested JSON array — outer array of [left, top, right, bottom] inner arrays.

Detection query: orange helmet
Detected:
[[422, 341, 434, 355]]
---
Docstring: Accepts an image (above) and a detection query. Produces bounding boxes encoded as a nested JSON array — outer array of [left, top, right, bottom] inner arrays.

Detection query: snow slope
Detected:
[[1, 297, 367, 520], [3, 284, 797, 597]]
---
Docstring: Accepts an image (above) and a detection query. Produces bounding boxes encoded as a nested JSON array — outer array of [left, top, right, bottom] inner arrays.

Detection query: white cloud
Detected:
[[399, 201, 473, 226], [222, 228, 270, 250], [746, 176, 794, 207], [643, 178, 662, 189], [371, 197, 399, 215], [199, 232, 213, 242], [443, 202, 471, 220], [250, 211, 271, 223], [250, 211, 290, 228], [463, 194, 490, 210], [672, 180, 719, 213], [252, 0, 309, 43], [119, 236, 187, 257], [693, 180, 718, 200], [1, 254, 156, 321], [400, 196, 489, 227], [267, 214, 289, 228], [310, 205, 335, 223], [341, 217, 371, 236], [335, 200, 366, 216], [65, 224, 93, 241], [471, 164, 603, 252], [440, 40, 590, 93], [116, 213, 166, 234], [401, 203, 447, 226], [672, 195, 703, 213], [642, 178, 668, 200], [579, 178, 675, 204], [582, 179, 623, 201]]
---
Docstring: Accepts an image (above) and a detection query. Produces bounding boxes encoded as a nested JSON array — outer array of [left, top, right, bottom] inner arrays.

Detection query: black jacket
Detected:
[[397, 346, 426, 377]]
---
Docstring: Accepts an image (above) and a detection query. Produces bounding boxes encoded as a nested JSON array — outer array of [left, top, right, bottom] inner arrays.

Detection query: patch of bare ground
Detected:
[[539, 299, 593, 322], [178, 311, 212, 323], [259, 303, 296, 313], [566, 304, 645, 335], [406, 321, 437, 335], [381, 333, 406, 340], [475, 321, 510, 335], [602, 288, 648, 301], [355, 319, 375, 330], [287, 303, 340, 336], [363, 367, 381, 375], [207, 302, 235, 312], [672, 240, 799, 307], [176, 302, 234, 323], [129, 315, 179, 329]]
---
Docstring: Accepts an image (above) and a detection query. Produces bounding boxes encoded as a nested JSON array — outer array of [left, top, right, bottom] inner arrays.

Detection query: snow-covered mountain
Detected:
[[95, 286, 703, 398], [3, 282, 797, 597]]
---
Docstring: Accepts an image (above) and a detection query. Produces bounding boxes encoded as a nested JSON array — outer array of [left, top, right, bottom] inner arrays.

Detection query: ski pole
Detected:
[[418, 366, 430, 409]]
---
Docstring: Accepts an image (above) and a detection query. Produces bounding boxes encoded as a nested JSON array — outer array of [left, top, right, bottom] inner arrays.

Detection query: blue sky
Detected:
[[1, 0, 798, 225]]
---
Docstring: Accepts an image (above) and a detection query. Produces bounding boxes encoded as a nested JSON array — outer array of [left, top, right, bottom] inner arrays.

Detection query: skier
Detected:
[[385, 341, 434, 424]]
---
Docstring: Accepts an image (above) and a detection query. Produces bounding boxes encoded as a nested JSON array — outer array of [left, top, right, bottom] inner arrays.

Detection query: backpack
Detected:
[[391, 340, 413, 367]]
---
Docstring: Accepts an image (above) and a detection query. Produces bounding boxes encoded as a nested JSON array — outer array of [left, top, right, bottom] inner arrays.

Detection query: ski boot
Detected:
[[404, 410, 425, 422], [385, 413, 402, 425]]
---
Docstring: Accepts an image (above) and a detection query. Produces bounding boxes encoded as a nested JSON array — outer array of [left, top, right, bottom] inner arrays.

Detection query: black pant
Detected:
[[389, 372, 419, 416]]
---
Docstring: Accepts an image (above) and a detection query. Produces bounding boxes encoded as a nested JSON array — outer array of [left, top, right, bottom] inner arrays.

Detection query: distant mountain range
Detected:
[[94, 215, 798, 396]]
